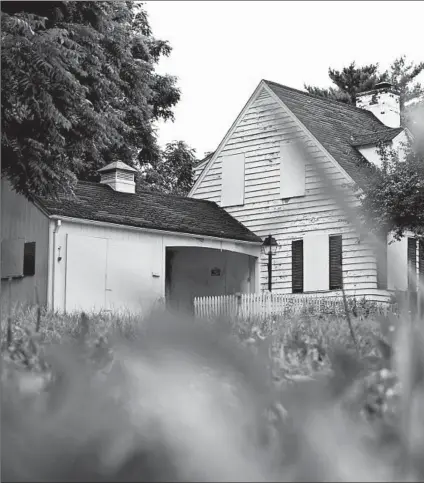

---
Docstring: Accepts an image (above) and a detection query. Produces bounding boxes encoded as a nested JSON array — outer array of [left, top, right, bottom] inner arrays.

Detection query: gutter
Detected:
[[48, 215, 262, 247], [51, 219, 62, 311]]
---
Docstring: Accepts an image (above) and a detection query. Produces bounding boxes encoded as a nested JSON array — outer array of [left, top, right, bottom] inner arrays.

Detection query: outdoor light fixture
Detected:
[[261, 235, 278, 292]]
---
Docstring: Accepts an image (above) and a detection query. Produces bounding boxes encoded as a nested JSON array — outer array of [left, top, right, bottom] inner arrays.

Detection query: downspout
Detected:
[[51, 219, 61, 311]]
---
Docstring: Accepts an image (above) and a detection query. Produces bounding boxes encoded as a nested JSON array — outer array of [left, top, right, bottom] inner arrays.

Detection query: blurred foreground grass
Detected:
[[1, 303, 424, 481]]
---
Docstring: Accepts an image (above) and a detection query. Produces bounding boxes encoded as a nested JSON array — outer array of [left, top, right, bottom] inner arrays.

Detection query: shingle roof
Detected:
[[264, 80, 404, 185], [350, 129, 403, 147], [37, 182, 262, 243]]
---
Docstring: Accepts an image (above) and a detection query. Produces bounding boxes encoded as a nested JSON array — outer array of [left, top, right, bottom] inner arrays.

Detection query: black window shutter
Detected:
[[407, 237, 417, 291], [292, 239, 303, 293], [376, 231, 388, 289], [329, 235, 343, 290], [23, 242, 36, 277], [419, 240, 424, 315]]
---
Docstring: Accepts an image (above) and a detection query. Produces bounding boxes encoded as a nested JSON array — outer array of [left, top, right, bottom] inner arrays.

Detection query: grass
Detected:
[[1, 303, 424, 481]]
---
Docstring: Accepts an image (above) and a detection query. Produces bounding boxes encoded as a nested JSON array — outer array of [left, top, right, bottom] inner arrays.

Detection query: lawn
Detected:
[[1, 303, 424, 481]]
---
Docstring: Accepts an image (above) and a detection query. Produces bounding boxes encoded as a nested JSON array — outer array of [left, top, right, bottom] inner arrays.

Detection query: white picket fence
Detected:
[[193, 292, 397, 320]]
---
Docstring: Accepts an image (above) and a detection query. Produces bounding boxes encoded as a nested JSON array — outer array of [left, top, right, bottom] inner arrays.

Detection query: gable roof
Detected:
[[264, 80, 404, 185], [37, 182, 262, 243]]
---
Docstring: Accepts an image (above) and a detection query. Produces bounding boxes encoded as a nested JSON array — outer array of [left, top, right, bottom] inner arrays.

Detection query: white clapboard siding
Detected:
[[190, 86, 383, 296], [194, 292, 397, 320]]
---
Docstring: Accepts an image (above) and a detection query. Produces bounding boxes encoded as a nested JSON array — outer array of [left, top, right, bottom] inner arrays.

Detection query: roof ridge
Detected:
[[263, 79, 390, 119]]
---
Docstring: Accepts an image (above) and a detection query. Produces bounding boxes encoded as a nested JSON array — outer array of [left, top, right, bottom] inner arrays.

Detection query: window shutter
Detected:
[[419, 240, 424, 315], [329, 235, 343, 290], [407, 237, 417, 291], [292, 239, 303, 293], [376, 231, 388, 289], [23, 242, 36, 277]]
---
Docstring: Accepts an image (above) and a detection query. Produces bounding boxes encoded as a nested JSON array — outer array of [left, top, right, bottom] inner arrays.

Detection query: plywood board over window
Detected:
[[280, 140, 306, 199], [221, 153, 245, 207], [1, 238, 25, 279], [304, 233, 329, 292]]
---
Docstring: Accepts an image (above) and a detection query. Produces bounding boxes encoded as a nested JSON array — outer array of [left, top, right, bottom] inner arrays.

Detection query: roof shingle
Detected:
[[37, 182, 262, 243], [264, 80, 404, 185]]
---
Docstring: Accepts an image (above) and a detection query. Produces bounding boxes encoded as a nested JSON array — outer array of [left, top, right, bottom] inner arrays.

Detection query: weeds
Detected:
[[1, 304, 424, 481]]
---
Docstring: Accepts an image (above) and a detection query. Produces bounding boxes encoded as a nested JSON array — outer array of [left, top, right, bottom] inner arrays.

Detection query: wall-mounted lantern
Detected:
[[261, 235, 278, 292]]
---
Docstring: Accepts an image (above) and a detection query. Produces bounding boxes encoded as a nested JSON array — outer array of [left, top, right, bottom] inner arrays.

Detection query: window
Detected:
[[292, 239, 303, 293], [280, 141, 306, 199], [221, 153, 245, 207], [23, 242, 36, 277], [420, 239, 424, 286], [329, 235, 343, 290], [408, 237, 417, 292], [376, 231, 388, 289]]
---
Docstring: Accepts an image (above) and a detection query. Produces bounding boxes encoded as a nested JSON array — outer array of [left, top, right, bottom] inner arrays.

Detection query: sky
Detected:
[[145, 1, 424, 160]]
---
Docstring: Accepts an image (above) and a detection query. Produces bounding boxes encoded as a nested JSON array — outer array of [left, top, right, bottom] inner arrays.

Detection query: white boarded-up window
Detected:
[[1, 238, 25, 279], [304, 232, 329, 291], [280, 141, 306, 198], [221, 153, 245, 207]]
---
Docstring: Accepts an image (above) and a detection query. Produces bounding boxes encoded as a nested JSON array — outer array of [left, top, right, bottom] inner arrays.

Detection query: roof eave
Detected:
[[47, 214, 262, 245]]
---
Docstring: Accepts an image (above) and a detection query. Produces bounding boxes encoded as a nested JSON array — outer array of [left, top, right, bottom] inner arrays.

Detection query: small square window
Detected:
[[23, 242, 36, 276]]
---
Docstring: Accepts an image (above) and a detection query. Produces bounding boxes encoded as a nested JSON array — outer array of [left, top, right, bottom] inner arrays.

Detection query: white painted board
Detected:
[[280, 141, 306, 198], [221, 153, 245, 207], [1, 238, 24, 278], [304, 232, 329, 291]]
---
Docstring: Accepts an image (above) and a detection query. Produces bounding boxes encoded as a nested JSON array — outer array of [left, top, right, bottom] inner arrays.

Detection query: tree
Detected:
[[138, 141, 197, 196], [1, 1, 180, 199], [305, 56, 424, 126], [358, 138, 424, 240], [305, 62, 385, 105]]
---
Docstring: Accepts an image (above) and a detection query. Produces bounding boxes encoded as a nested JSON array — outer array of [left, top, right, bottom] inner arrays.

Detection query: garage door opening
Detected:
[[165, 246, 257, 315]]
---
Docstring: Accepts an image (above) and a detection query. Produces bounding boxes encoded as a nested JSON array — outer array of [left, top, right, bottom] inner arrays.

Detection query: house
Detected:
[[189, 80, 424, 302], [1, 162, 262, 314]]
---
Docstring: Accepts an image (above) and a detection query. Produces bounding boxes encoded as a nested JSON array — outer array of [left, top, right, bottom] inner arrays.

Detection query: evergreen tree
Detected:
[[305, 56, 424, 127]]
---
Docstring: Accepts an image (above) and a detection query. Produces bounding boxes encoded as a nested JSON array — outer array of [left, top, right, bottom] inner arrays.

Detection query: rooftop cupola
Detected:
[[355, 81, 401, 128], [97, 161, 137, 194]]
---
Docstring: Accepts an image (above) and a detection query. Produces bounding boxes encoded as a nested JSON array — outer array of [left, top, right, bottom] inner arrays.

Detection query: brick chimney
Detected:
[[355, 82, 401, 128], [98, 161, 137, 194]]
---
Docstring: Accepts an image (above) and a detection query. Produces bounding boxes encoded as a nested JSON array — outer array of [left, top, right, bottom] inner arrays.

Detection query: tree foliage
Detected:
[[1, 1, 180, 198], [304, 56, 424, 127], [358, 138, 424, 240], [305, 62, 385, 105], [137, 141, 196, 196]]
